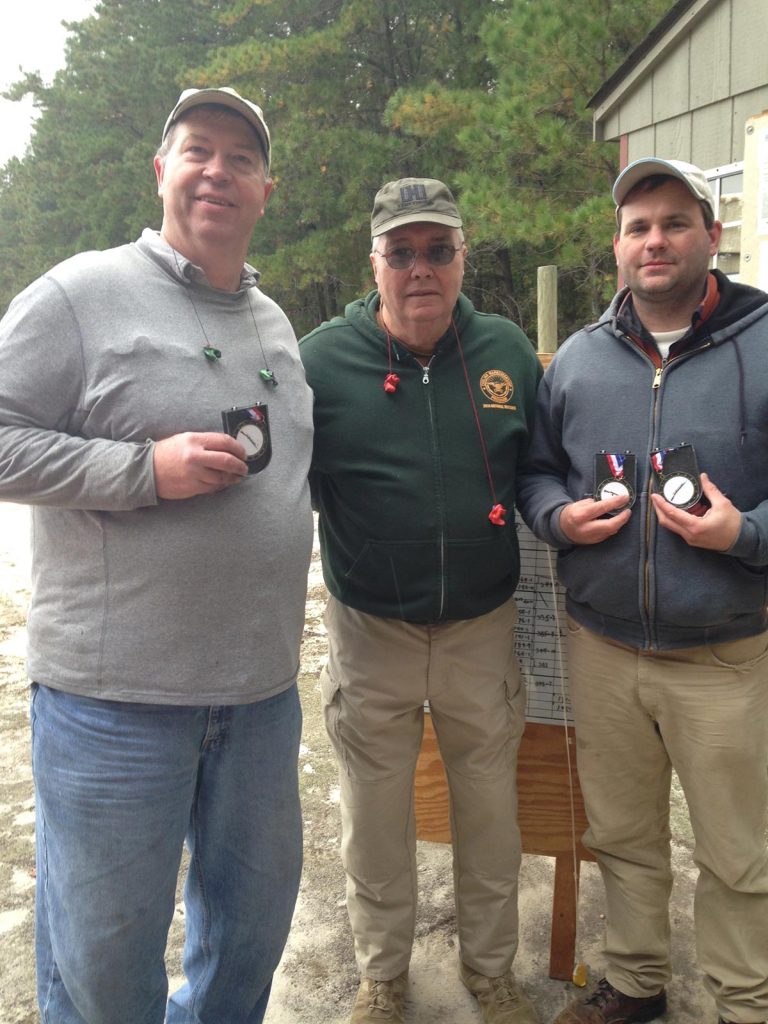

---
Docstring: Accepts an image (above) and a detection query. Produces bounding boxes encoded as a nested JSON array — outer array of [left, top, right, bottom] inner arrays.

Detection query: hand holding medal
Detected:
[[221, 403, 273, 475], [650, 443, 708, 516], [651, 472, 742, 552]]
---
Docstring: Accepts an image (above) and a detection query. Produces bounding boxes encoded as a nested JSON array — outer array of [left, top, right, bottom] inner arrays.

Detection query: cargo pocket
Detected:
[[504, 651, 527, 757], [319, 664, 345, 762]]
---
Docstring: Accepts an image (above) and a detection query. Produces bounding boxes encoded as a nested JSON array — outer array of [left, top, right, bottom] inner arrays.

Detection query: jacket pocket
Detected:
[[342, 539, 441, 619], [654, 548, 768, 629], [342, 532, 520, 620], [444, 534, 519, 612]]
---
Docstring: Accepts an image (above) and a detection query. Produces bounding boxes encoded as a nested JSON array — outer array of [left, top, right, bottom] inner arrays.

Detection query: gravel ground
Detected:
[[0, 503, 713, 1023]]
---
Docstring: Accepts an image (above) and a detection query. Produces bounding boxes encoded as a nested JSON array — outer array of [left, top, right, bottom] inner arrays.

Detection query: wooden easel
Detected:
[[414, 716, 594, 980]]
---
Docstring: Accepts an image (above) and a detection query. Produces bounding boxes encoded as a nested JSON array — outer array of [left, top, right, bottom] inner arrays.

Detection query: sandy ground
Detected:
[[0, 502, 714, 1023]]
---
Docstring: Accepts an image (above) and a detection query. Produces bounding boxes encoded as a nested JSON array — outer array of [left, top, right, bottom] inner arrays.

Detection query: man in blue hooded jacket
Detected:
[[518, 158, 768, 1024]]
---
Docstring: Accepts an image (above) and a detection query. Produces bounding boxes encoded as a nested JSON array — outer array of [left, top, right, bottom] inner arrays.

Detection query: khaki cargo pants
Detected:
[[321, 595, 526, 980], [567, 619, 768, 1023]]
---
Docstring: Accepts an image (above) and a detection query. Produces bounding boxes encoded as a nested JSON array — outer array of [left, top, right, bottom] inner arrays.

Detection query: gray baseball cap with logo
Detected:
[[162, 87, 271, 172], [613, 157, 715, 218], [371, 177, 463, 236]]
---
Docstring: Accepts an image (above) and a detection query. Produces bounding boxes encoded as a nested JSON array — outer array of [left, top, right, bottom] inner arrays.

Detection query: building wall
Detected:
[[594, 0, 768, 168]]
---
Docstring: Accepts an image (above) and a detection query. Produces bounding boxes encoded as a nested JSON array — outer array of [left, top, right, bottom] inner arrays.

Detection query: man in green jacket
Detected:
[[300, 178, 542, 1024]]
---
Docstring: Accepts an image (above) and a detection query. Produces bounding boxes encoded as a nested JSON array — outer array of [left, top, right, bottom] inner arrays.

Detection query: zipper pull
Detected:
[[422, 365, 430, 385], [652, 366, 662, 389]]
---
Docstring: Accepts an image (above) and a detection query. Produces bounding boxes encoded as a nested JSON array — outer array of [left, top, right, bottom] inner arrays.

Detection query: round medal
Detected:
[[598, 480, 632, 503], [662, 473, 697, 507], [236, 421, 267, 458]]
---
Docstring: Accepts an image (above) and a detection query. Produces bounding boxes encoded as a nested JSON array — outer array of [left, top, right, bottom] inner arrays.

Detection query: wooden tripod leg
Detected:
[[549, 854, 581, 980]]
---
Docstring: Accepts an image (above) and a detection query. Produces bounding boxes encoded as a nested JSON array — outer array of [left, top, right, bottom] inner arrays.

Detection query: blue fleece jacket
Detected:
[[517, 271, 768, 650]]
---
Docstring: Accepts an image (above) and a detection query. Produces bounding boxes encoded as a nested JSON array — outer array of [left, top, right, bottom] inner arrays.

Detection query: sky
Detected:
[[0, 0, 98, 167]]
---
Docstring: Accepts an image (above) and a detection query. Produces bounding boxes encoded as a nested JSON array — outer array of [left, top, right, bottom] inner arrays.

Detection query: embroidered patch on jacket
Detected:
[[480, 370, 517, 411]]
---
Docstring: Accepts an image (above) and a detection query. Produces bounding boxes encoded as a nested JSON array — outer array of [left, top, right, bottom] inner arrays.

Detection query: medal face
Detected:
[[662, 473, 696, 506], [598, 480, 632, 502], [236, 421, 267, 457]]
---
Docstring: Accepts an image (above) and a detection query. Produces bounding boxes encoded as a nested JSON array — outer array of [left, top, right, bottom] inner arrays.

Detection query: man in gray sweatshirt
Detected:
[[0, 87, 313, 1024]]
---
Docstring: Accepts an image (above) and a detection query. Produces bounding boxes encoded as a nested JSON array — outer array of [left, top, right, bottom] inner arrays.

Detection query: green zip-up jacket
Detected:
[[300, 290, 542, 623]]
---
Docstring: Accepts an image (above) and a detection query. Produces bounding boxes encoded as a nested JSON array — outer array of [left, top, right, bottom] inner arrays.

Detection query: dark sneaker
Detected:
[[460, 962, 541, 1023], [350, 972, 407, 1023], [553, 978, 666, 1024]]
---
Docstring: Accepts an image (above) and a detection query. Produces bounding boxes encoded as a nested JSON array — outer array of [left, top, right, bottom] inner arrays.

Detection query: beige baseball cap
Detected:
[[162, 87, 271, 171], [371, 177, 462, 235], [613, 157, 715, 217]]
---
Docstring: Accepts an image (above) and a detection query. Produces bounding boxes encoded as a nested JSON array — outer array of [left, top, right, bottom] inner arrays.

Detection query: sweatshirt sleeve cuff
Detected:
[[723, 515, 762, 563], [549, 504, 573, 549]]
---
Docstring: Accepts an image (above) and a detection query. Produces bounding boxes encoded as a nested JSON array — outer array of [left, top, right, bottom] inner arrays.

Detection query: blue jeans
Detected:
[[31, 683, 303, 1024]]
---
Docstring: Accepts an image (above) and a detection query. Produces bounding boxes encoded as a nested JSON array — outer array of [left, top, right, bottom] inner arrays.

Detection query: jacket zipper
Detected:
[[643, 360, 663, 643], [641, 340, 713, 645]]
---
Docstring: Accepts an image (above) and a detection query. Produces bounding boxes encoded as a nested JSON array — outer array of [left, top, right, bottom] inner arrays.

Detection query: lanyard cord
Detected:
[[451, 317, 499, 509], [381, 314, 506, 525]]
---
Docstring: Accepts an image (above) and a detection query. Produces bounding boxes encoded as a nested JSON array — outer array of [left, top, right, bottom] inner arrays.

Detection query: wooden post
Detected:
[[537, 265, 558, 356]]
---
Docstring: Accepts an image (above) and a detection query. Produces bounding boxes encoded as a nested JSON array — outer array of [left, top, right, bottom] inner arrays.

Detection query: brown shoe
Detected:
[[553, 978, 666, 1024], [460, 962, 540, 1023], [350, 973, 407, 1023]]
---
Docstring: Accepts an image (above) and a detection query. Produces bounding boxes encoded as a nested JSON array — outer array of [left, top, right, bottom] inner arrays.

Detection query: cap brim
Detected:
[[373, 211, 463, 235], [613, 159, 699, 207]]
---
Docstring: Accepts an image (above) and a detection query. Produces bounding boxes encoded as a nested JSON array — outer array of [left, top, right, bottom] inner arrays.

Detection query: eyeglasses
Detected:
[[373, 244, 462, 270]]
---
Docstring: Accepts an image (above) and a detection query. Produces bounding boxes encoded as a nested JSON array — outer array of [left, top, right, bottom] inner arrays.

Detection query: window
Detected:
[[705, 162, 743, 278]]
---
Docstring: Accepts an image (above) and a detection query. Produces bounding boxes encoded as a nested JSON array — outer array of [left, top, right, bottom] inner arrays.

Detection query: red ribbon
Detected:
[[383, 373, 400, 393]]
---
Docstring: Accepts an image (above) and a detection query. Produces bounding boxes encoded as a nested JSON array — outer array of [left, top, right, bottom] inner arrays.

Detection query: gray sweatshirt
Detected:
[[0, 230, 313, 704]]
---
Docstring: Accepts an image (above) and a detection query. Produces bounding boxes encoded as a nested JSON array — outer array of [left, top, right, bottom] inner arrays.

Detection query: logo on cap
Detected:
[[398, 184, 429, 209]]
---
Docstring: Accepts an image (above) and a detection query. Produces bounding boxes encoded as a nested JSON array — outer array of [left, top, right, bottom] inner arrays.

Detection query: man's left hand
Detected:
[[650, 473, 741, 551]]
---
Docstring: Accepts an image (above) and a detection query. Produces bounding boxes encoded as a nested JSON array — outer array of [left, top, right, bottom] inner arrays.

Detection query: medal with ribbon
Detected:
[[593, 450, 636, 510]]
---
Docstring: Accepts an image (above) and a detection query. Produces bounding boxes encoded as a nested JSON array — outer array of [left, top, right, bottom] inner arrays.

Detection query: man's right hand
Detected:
[[559, 495, 632, 545], [153, 432, 248, 500]]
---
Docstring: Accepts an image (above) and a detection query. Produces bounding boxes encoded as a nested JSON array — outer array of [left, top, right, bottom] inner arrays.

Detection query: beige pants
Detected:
[[321, 595, 526, 980], [567, 619, 768, 1022]]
